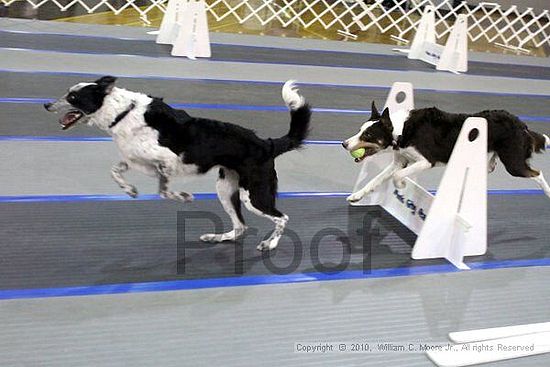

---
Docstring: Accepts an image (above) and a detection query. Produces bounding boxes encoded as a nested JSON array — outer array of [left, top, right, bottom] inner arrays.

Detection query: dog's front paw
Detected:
[[257, 239, 279, 251], [200, 233, 222, 243], [161, 191, 194, 203], [347, 191, 364, 203], [180, 192, 194, 202], [393, 177, 406, 189], [125, 185, 138, 198]]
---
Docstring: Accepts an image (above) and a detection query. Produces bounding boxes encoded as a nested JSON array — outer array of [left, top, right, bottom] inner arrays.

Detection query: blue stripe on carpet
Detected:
[[0, 190, 544, 203], [3, 98, 550, 122], [0, 257, 549, 300]]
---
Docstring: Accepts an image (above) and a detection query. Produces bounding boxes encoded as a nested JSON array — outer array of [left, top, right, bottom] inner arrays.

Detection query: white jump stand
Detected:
[[350, 82, 487, 269], [155, 0, 211, 60], [395, 6, 468, 74], [428, 322, 550, 366]]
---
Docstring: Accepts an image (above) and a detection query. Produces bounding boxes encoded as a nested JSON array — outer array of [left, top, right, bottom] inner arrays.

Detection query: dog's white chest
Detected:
[[114, 126, 160, 161], [113, 124, 198, 177]]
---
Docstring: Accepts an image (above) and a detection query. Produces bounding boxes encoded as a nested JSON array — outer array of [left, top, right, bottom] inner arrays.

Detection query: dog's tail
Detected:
[[527, 129, 548, 153], [270, 80, 311, 158]]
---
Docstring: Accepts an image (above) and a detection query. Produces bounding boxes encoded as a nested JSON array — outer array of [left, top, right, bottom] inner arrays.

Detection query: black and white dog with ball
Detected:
[[45, 76, 311, 251], [342, 102, 550, 202]]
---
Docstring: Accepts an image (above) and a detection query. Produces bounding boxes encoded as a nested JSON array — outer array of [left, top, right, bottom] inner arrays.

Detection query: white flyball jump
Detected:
[[350, 82, 487, 269], [156, 0, 211, 60], [395, 6, 468, 74]]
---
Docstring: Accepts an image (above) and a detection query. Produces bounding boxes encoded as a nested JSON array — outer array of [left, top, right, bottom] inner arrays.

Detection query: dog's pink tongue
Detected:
[[60, 112, 81, 130]]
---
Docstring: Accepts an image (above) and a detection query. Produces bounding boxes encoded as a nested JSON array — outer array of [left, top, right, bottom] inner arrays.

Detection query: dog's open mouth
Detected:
[[354, 147, 378, 163], [60, 111, 83, 130]]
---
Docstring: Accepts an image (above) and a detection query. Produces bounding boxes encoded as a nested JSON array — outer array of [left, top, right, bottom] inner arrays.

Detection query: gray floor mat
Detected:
[[1, 31, 549, 80], [0, 195, 548, 290]]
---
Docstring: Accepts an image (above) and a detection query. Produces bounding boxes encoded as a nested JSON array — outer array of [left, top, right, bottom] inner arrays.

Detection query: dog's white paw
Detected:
[[124, 185, 138, 198], [180, 192, 194, 202], [347, 191, 364, 203], [161, 191, 194, 203], [200, 228, 247, 243], [257, 239, 279, 251], [393, 177, 406, 189], [200, 233, 224, 243]]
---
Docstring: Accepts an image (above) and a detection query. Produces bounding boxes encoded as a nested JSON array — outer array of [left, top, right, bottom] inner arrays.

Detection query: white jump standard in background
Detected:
[[395, 6, 468, 74], [155, 0, 211, 60]]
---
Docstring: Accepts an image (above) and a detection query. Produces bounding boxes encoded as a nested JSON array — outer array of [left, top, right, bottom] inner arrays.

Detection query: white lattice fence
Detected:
[[1, 0, 548, 52]]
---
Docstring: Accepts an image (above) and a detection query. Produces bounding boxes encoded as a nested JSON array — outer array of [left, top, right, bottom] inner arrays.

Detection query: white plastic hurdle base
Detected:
[[428, 322, 550, 366], [155, 0, 211, 60], [350, 82, 487, 269], [395, 6, 468, 74]]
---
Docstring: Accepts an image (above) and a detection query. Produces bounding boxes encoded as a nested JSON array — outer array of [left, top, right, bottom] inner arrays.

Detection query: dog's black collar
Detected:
[[109, 102, 136, 129]]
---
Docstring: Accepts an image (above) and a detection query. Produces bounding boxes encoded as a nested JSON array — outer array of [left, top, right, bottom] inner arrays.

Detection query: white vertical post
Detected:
[[437, 14, 468, 73], [412, 117, 488, 269], [408, 5, 436, 59], [156, 0, 187, 45], [171, 0, 211, 59]]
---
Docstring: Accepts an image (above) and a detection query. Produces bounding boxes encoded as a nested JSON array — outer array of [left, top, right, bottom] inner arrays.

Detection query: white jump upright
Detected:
[[412, 117, 487, 269], [155, 0, 211, 60], [395, 6, 468, 74], [351, 82, 488, 269], [156, 0, 185, 44]]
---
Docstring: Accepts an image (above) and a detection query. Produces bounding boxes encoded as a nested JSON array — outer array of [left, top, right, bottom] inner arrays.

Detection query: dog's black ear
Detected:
[[95, 76, 117, 93], [371, 101, 380, 119], [380, 107, 393, 132]]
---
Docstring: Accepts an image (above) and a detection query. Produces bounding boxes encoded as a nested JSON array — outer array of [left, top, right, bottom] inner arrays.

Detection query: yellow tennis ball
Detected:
[[350, 148, 366, 159]]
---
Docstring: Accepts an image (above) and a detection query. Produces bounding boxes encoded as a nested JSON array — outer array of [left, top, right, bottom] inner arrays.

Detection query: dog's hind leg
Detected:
[[239, 165, 288, 251], [241, 187, 288, 251], [111, 161, 138, 198], [498, 142, 550, 197], [157, 163, 193, 203], [498, 145, 550, 198], [200, 168, 248, 243], [531, 171, 550, 198]]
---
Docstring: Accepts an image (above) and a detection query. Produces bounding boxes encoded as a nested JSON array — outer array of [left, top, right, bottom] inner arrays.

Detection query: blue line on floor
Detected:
[[1, 136, 548, 151], [0, 189, 544, 203], [3, 98, 550, 122], [0, 257, 549, 300], [0, 136, 345, 144], [0, 192, 350, 203], [2, 69, 550, 98], [0, 136, 113, 142], [0, 97, 369, 115]]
